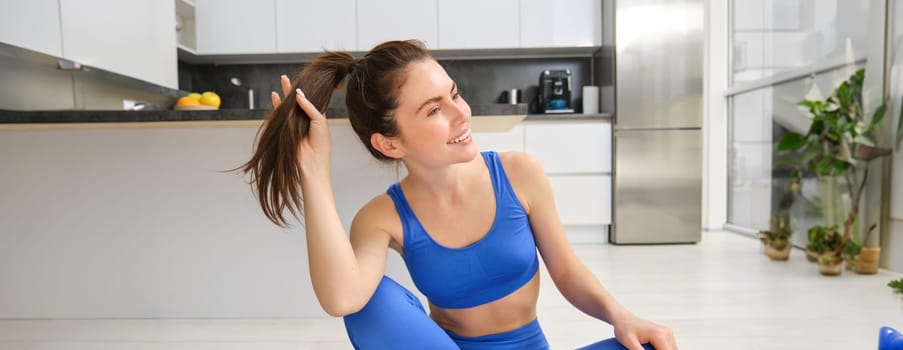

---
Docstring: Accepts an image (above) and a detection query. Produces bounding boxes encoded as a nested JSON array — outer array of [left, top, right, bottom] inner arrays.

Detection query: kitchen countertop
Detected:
[[0, 104, 526, 123], [0, 104, 611, 130]]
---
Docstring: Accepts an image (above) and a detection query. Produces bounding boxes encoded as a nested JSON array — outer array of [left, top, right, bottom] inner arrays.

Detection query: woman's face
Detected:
[[390, 59, 476, 166]]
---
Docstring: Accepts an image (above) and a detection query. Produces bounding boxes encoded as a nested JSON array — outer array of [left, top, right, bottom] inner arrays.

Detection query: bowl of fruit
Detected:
[[175, 91, 221, 110]]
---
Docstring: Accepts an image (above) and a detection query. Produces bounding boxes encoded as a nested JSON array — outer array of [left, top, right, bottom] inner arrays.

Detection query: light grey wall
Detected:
[[0, 125, 412, 318], [0, 45, 176, 111], [0, 51, 76, 110]]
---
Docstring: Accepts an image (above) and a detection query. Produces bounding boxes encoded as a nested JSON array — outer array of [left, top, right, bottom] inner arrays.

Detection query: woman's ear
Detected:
[[371, 133, 403, 159]]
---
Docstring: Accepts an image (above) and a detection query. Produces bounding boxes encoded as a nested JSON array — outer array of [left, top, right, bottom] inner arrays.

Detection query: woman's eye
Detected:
[[452, 91, 461, 99], [427, 107, 440, 116]]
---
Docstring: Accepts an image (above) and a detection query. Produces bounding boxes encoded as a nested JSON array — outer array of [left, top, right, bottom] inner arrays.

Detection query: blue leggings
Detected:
[[343, 276, 654, 350]]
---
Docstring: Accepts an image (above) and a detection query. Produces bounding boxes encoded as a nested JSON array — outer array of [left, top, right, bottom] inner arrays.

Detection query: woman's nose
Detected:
[[447, 98, 470, 122]]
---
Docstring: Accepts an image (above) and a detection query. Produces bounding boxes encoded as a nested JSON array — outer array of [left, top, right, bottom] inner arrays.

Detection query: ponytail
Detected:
[[237, 51, 355, 228], [238, 40, 431, 228]]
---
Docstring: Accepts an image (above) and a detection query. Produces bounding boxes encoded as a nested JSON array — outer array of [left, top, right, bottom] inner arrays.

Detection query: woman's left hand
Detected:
[[613, 314, 677, 350]]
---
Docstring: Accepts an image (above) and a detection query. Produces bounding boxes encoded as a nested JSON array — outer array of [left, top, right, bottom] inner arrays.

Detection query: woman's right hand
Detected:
[[271, 75, 332, 180]]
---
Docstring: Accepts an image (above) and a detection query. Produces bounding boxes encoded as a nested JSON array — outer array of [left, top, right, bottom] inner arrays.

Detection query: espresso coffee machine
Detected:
[[536, 69, 574, 114]]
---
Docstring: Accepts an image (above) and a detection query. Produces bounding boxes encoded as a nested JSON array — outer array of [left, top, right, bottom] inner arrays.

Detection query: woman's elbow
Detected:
[[319, 296, 366, 317]]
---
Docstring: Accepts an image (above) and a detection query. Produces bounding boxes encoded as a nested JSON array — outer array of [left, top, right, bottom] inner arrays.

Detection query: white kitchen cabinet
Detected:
[[357, 0, 438, 50], [472, 125, 525, 152], [0, 0, 62, 57], [437, 0, 519, 49], [176, 0, 197, 52], [520, 0, 602, 48], [550, 174, 611, 225], [275, 0, 356, 52], [524, 119, 612, 235], [59, 0, 178, 89], [524, 120, 611, 174], [195, 0, 276, 54]]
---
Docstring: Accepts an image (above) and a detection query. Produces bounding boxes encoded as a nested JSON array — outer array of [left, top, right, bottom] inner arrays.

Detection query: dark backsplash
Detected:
[[178, 57, 594, 112], [178, 62, 303, 110]]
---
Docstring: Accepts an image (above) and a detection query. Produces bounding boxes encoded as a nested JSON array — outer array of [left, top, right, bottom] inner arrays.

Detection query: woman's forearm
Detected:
[[555, 266, 634, 326], [300, 175, 368, 316]]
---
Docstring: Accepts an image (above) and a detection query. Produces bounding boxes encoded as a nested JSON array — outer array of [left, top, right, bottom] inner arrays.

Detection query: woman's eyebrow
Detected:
[[415, 82, 457, 114]]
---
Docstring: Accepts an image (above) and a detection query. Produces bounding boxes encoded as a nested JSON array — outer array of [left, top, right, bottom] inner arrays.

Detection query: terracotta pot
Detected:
[[765, 243, 791, 260], [819, 261, 844, 276], [854, 247, 881, 275]]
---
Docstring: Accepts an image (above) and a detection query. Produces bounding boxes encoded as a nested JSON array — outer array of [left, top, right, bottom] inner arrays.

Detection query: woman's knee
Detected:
[[342, 276, 458, 349]]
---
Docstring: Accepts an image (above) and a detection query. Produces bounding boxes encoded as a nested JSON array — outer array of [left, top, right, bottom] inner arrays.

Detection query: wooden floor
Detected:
[[1, 231, 902, 349]]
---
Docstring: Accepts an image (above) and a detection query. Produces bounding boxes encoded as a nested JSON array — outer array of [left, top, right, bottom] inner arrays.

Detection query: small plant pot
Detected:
[[765, 243, 792, 260], [819, 261, 844, 276], [818, 255, 844, 276], [854, 247, 881, 275]]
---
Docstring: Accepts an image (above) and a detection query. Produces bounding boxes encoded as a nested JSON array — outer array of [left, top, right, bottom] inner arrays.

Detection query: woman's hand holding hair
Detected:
[[272, 75, 333, 181]]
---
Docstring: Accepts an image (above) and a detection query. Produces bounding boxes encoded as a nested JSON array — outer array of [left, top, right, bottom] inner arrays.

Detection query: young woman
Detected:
[[240, 40, 675, 350]]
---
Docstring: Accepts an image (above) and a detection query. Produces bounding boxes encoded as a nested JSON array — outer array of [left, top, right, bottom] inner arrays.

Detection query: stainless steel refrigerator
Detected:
[[609, 0, 704, 244]]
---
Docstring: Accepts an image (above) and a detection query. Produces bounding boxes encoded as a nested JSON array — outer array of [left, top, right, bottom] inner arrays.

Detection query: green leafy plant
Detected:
[[758, 179, 799, 251], [758, 214, 793, 249], [890, 279, 903, 294], [806, 224, 860, 265], [777, 68, 892, 253]]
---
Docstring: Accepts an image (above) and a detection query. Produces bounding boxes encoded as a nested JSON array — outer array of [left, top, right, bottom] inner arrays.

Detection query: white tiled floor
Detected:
[[1, 231, 902, 349]]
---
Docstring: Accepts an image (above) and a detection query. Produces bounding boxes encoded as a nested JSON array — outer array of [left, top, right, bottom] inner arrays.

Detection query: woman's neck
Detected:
[[400, 155, 484, 204]]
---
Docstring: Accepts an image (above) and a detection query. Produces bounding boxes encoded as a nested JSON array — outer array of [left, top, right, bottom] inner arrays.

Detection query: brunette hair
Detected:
[[237, 40, 432, 227]]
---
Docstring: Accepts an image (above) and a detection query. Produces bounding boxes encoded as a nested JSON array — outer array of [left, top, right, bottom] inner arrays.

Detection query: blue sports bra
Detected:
[[386, 151, 539, 309]]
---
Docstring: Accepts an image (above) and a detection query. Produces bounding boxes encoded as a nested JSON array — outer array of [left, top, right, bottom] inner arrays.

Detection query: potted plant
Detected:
[[758, 215, 793, 260], [806, 224, 861, 275], [777, 68, 891, 274], [758, 179, 799, 260]]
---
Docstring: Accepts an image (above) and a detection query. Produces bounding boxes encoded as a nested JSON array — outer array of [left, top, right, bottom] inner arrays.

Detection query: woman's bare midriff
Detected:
[[427, 271, 541, 337]]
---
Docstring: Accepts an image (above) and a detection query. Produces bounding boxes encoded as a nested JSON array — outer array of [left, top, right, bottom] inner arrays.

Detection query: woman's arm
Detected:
[[276, 78, 390, 317], [502, 152, 677, 350]]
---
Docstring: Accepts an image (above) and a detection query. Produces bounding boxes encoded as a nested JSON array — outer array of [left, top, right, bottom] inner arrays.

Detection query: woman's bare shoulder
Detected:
[[496, 151, 547, 212], [497, 151, 545, 180], [350, 193, 403, 248]]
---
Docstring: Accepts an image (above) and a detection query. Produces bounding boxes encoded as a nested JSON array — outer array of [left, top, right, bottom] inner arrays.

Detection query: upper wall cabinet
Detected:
[[520, 0, 602, 48], [358, 0, 438, 50], [59, 0, 178, 89], [196, 0, 276, 54], [0, 0, 63, 57], [187, 0, 601, 57], [437, 0, 519, 49], [275, 0, 356, 52], [176, 0, 197, 52]]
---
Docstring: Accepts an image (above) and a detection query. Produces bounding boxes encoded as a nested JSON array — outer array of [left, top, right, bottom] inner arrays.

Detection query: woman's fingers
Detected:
[[281, 75, 292, 97], [295, 88, 325, 121], [294, 87, 332, 172], [647, 328, 676, 350], [271, 91, 281, 109], [623, 337, 645, 350], [271, 75, 292, 109]]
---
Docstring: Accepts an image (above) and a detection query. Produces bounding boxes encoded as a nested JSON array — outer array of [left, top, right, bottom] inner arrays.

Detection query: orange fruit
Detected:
[[176, 96, 201, 106]]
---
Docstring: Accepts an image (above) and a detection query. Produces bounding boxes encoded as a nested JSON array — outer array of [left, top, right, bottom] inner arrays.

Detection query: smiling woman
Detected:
[[235, 40, 671, 350]]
